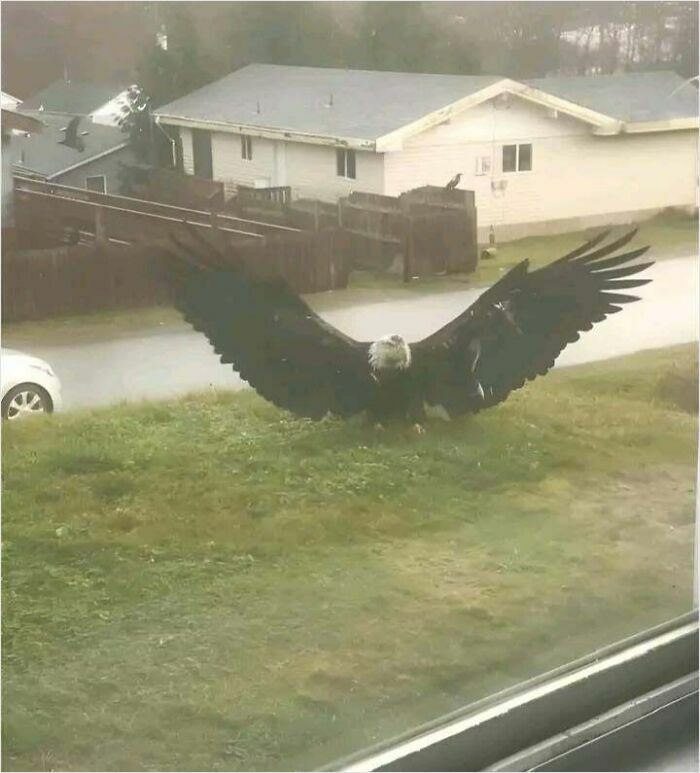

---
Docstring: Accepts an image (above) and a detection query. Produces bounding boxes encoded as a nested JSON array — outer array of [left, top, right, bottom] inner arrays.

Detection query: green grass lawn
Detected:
[[349, 208, 698, 293], [3, 345, 697, 771]]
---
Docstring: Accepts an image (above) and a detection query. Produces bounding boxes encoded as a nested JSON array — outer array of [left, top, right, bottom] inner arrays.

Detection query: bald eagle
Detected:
[[160, 228, 651, 429]]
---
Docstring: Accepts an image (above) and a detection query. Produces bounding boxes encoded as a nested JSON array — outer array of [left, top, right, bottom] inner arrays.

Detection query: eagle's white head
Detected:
[[368, 334, 411, 372]]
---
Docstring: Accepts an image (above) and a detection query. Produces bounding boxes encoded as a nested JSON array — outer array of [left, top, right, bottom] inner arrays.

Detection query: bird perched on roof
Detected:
[[159, 228, 652, 432], [57, 116, 88, 152], [445, 173, 462, 190]]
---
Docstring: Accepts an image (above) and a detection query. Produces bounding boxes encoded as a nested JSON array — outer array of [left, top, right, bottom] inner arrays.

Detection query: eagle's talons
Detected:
[[413, 423, 426, 435]]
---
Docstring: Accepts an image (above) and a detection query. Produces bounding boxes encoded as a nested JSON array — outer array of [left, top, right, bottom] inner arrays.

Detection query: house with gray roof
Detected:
[[21, 79, 123, 117], [8, 111, 137, 194], [154, 64, 698, 238]]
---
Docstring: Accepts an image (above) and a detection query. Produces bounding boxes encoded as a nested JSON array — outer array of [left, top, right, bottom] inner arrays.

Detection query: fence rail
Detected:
[[13, 176, 301, 239], [237, 185, 292, 206], [6, 179, 350, 321]]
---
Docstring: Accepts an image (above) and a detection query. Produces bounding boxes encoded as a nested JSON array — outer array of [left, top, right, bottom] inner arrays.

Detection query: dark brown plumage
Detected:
[[158, 227, 652, 424], [445, 173, 462, 190], [57, 116, 85, 152]]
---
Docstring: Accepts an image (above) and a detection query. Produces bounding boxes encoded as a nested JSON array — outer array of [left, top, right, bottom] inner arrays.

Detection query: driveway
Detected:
[[8, 256, 698, 412]]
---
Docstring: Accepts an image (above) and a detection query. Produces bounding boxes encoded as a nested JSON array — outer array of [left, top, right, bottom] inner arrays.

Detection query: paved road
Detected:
[[11, 256, 698, 412]]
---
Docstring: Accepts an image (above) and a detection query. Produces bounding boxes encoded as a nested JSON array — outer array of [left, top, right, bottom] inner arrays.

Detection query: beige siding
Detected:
[[211, 133, 277, 197], [176, 128, 383, 202], [384, 98, 698, 238], [284, 142, 384, 201]]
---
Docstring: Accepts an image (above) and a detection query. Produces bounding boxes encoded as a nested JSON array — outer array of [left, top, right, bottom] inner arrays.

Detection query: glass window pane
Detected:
[[519, 143, 532, 171], [337, 148, 345, 177], [346, 149, 356, 179], [2, 15, 697, 772], [242, 134, 252, 160], [503, 144, 517, 172]]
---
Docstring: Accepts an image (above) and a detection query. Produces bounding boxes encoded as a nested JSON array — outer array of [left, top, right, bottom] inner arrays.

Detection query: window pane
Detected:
[[346, 149, 356, 179], [3, 45, 696, 773], [336, 148, 345, 177], [503, 144, 517, 172], [519, 143, 532, 171]]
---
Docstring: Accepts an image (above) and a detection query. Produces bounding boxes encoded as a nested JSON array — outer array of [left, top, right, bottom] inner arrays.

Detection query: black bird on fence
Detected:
[[445, 173, 462, 190], [57, 116, 87, 152], [158, 226, 652, 433]]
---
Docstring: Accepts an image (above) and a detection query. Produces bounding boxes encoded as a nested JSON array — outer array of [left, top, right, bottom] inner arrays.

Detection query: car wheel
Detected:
[[2, 383, 54, 420]]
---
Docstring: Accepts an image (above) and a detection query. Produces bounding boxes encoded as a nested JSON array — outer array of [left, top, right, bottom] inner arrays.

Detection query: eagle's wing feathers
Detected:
[[412, 230, 652, 416], [161, 232, 374, 418]]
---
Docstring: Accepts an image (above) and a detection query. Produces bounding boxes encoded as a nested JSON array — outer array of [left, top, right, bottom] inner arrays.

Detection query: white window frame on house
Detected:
[[85, 174, 106, 193], [502, 143, 533, 173], [336, 148, 356, 180], [241, 134, 253, 161]]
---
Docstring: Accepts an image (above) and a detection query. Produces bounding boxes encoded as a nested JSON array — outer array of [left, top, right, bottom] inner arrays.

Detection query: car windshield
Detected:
[[2, 2, 698, 771]]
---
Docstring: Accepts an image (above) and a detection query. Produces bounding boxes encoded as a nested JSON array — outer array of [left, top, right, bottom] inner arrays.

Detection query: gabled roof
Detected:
[[154, 64, 501, 146], [8, 111, 128, 178], [154, 64, 699, 150], [525, 71, 699, 125], [21, 79, 123, 116]]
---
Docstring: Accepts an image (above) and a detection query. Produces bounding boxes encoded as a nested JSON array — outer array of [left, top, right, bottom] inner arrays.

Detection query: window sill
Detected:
[[331, 612, 698, 772]]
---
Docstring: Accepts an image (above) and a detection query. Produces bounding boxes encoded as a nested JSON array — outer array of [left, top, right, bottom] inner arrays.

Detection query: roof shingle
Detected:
[[9, 111, 128, 178], [154, 64, 501, 140], [525, 70, 698, 123], [155, 64, 698, 141]]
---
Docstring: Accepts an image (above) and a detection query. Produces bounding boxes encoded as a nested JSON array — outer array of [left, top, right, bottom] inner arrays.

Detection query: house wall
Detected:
[[384, 98, 698, 240], [171, 124, 385, 201], [284, 142, 384, 201], [54, 145, 139, 194], [211, 132, 277, 197]]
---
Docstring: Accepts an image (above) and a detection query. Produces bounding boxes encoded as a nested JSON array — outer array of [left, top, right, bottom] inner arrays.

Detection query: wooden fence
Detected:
[[127, 167, 225, 210], [2, 243, 169, 322], [3, 229, 351, 323], [237, 184, 292, 206], [13, 176, 300, 244], [233, 186, 479, 280], [5, 179, 351, 322]]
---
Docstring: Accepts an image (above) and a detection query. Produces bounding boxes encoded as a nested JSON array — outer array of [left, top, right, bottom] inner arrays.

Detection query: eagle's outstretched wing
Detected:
[[160, 231, 374, 419], [411, 229, 653, 417]]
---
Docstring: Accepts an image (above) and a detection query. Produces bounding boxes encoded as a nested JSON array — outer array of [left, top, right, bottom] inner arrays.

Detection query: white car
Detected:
[[1, 348, 62, 420]]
